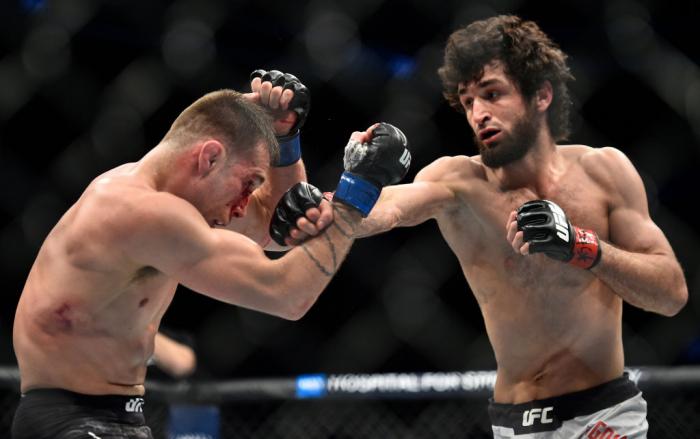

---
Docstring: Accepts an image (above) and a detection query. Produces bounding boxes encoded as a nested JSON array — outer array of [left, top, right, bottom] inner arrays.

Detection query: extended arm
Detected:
[[356, 156, 461, 237], [127, 125, 410, 321]]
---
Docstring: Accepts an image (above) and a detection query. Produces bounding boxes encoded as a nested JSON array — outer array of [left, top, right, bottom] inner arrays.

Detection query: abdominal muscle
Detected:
[[13, 260, 173, 396], [473, 264, 625, 403], [14, 295, 159, 396]]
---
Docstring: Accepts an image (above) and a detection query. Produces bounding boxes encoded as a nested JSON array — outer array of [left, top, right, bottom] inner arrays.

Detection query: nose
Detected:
[[231, 204, 246, 218], [471, 99, 491, 129]]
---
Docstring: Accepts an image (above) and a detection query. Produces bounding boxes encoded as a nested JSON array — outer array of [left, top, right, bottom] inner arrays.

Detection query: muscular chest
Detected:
[[439, 169, 609, 299], [472, 171, 610, 245]]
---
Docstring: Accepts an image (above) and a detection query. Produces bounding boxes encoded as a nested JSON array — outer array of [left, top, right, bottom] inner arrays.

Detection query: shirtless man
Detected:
[[11, 69, 411, 438], [317, 16, 686, 438]]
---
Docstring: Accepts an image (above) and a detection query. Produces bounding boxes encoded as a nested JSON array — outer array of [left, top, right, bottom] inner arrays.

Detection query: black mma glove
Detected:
[[334, 122, 411, 217], [516, 199, 601, 269], [250, 69, 310, 141], [269, 182, 324, 246]]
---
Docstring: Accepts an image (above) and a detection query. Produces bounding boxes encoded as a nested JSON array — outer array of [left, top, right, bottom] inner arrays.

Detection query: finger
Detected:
[[284, 236, 301, 247], [316, 200, 333, 230], [366, 123, 380, 137], [279, 89, 294, 111], [289, 227, 312, 241], [268, 86, 284, 110], [519, 242, 530, 255], [506, 211, 516, 230], [296, 216, 320, 236], [506, 219, 518, 243], [512, 230, 525, 253], [250, 76, 262, 92], [242, 91, 260, 104], [349, 130, 372, 144], [258, 81, 273, 106], [303, 207, 321, 223]]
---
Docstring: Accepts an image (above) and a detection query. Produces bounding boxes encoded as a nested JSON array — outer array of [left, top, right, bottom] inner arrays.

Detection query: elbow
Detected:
[[658, 274, 688, 317], [664, 283, 688, 317], [277, 292, 316, 321]]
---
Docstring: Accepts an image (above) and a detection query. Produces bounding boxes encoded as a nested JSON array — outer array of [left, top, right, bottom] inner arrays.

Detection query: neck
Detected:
[[488, 130, 559, 193], [135, 142, 188, 195]]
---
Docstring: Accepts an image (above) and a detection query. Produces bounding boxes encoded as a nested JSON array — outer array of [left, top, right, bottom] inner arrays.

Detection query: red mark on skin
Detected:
[[503, 255, 516, 270], [230, 188, 252, 219], [139, 298, 149, 308], [54, 303, 73, 331]]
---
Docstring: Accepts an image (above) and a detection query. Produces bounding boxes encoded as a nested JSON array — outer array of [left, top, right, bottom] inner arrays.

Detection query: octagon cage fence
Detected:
[[0, 366, 699, 438]]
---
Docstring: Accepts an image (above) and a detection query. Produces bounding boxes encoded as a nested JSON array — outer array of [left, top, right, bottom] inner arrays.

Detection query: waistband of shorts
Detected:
[[488, 373, 640, 432], [21, 388, 147, 415]]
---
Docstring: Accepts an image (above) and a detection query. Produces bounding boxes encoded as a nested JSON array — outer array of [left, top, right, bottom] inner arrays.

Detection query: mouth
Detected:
[[478, 128, 502, 145]]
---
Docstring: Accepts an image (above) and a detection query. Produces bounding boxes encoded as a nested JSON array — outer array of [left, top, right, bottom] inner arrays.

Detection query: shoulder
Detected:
[[415, 155, 485, 184], [84, 177, 204, 246], [561, 145, 638, 186], [562, 145, 645, 206]]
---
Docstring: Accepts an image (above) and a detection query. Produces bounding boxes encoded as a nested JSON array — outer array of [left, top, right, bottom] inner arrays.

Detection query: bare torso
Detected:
[[435, 146, 624, 403], [13, 164, 177, 395]]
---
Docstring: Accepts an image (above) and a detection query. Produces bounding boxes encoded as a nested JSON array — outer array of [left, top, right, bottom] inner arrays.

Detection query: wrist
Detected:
[[274, 131, 301, 167], [332, 202, 363, 222], [333, 172, 380, 217], [568, 226, 602, 269]]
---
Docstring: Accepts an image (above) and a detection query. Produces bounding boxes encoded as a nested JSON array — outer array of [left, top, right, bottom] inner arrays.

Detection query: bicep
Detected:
[[604, 150, 673, 255], [372, 159, 460, 228], [174, 229, 280, 306], [377, 180, 456, 227], [123, 199, 278, 305]]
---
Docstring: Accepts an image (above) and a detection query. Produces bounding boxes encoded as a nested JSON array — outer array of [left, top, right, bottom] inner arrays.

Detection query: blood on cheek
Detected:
[[230, 185, 253, 218]]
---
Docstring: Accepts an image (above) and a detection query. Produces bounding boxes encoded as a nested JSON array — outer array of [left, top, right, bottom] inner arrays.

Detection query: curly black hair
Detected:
[[438, 15, 575, 141]]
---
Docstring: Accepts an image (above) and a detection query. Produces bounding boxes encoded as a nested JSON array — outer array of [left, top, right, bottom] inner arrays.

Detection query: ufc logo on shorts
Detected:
[[125, 397, 144, 413], [522, 407, 554, 426]]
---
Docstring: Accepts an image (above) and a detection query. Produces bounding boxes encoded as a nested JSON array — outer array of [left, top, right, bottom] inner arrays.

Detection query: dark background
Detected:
[[0, 0, 699, 380]]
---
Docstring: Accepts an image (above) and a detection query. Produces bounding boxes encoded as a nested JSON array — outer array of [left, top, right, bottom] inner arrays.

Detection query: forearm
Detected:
[[591, 241, 688, 316], [265, 160, 307, 210], [355, 183, 440, 238], [272, 203, 360, 319], [355, 192, 402, 238]]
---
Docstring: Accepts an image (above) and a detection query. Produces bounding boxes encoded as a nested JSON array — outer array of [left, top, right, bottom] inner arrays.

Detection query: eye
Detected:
[[463, 97, 474, 110], [485, 90, 500, 100]]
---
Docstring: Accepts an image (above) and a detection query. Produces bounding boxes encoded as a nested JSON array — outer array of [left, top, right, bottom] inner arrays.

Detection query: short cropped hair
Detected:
[[438, 15, 575, 141], [162, 89, 278, 164]]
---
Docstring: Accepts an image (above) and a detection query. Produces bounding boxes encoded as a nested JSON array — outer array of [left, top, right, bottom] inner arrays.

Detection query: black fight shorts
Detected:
[[11, 388, 153, 439]]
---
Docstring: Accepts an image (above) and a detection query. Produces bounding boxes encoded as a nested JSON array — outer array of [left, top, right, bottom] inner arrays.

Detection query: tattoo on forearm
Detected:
[[298, 204, 355, 277], [325, 233, 337, 270], [331, 204, 357, 237], [300, 234, 337, 277]]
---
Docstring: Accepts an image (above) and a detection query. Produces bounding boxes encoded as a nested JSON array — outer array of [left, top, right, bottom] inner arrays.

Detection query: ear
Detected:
[[535, 81, 553, 113], [196, 140, 225, 177]]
